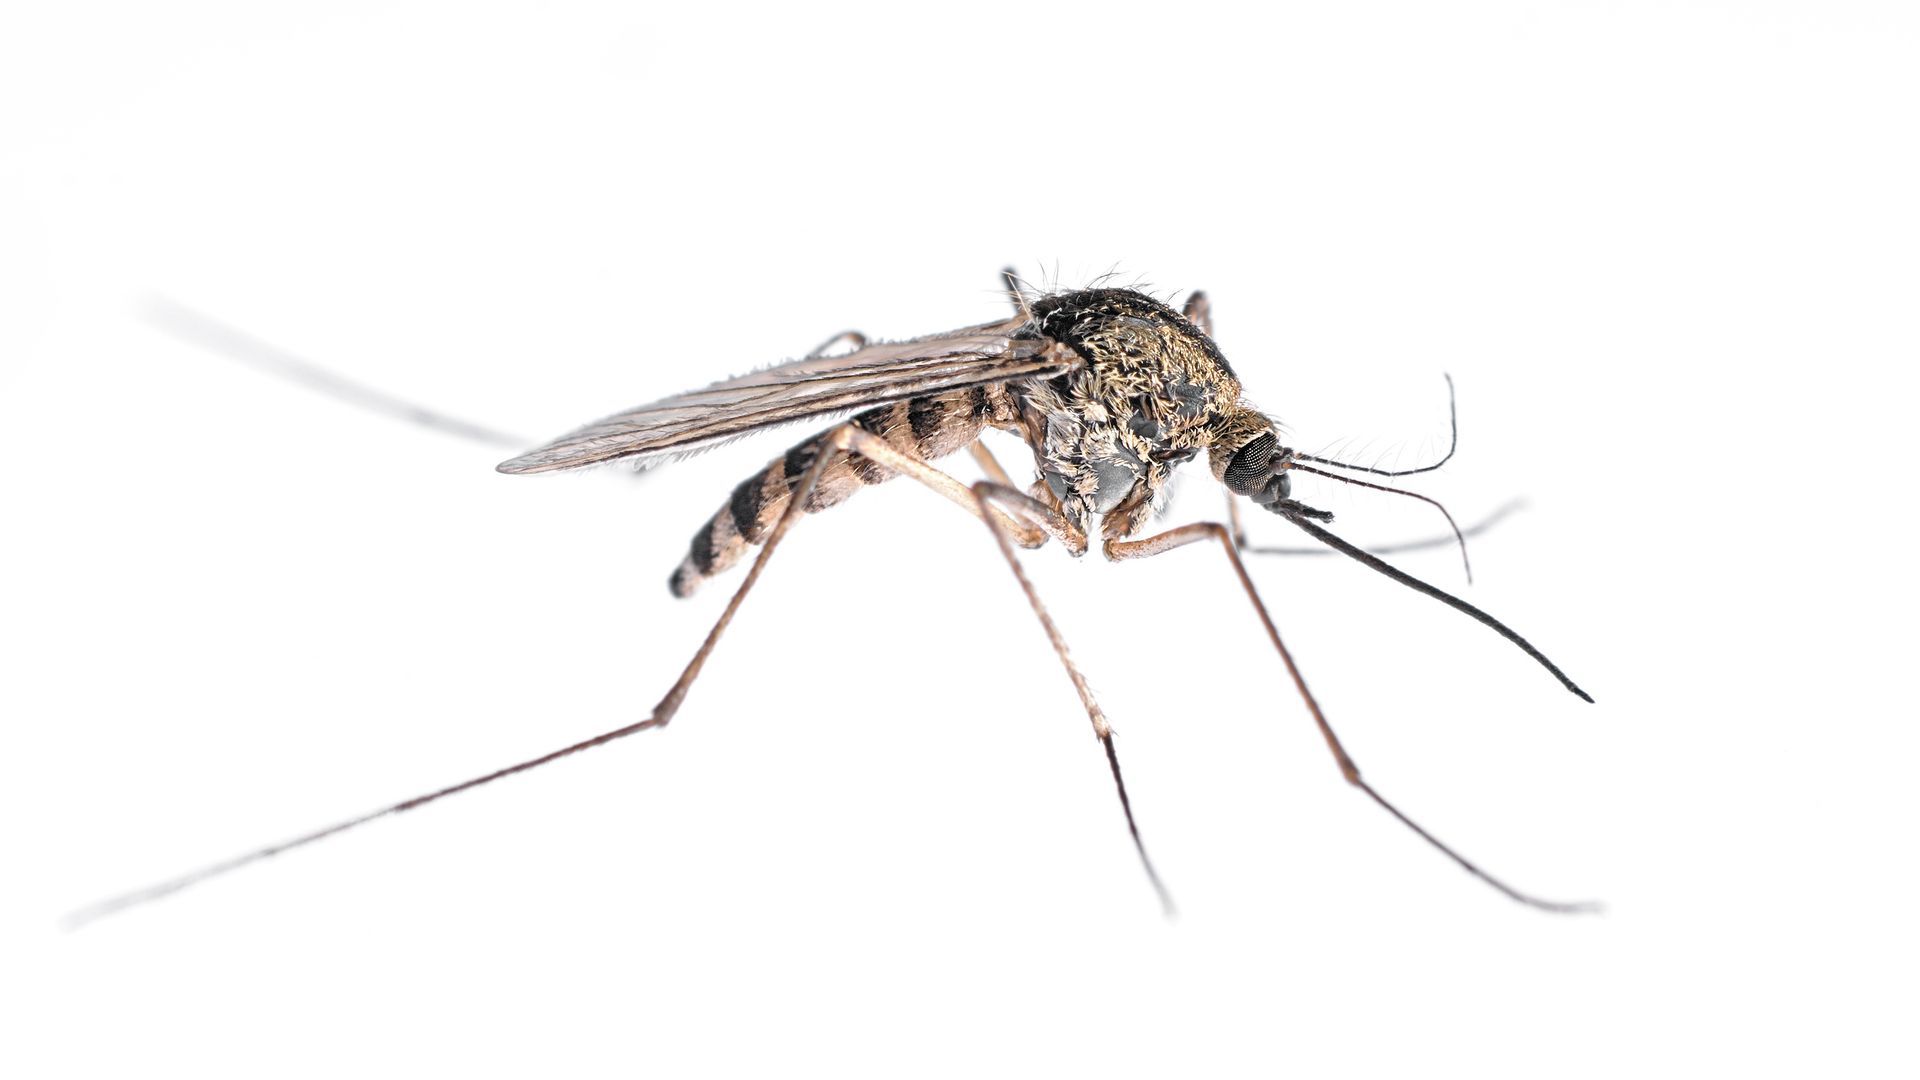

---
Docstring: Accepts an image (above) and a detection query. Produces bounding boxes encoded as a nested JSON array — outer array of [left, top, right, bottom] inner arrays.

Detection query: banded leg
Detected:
[[1103, 523, 1596, 914], [971, 482, 1170, 913]]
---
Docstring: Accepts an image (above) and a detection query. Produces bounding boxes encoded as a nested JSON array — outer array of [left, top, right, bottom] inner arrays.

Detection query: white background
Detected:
[[4, 2, 1916, 1076]]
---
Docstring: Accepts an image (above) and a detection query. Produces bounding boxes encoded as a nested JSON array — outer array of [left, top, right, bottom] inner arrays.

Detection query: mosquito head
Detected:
[[1209, 409, 1333, 521]]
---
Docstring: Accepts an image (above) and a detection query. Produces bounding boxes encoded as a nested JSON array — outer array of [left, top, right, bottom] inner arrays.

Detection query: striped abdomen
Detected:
[[669, 384, 1017, 597]]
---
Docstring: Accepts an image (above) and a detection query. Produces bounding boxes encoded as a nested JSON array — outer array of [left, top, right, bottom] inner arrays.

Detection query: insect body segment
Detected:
[[1011, 289, 1270, 543], [671, 382, 1022, 597], [673, 287, 1290, 598]]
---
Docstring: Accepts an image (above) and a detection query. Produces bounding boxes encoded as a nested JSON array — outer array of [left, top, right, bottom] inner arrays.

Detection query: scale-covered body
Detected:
[[494, 288, 1289, 597]]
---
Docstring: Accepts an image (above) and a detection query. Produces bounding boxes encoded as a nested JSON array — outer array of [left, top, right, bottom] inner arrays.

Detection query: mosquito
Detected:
[[76, 271, 1595, 924]]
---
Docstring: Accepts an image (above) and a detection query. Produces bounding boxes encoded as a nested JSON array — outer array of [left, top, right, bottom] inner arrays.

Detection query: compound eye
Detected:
[[1223, 432, 1277, 494]]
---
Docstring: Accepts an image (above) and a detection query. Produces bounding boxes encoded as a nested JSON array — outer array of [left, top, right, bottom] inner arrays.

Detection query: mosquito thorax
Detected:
[[1014, 289, 1255, 537]]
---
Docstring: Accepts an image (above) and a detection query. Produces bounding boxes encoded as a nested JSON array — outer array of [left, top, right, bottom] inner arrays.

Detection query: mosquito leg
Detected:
[[1223, 488, 1249, 547], [962, 454, 1087, 555], [705, 438, 1149, 906], [1102, 522, 1597, 914], [970, 480, 1087, 555], [1182, 290, 1213, 337], [968, 482, 1171, 913], [967, 438, 1020, 489], [76, 428, 1097, 925], [678, 432, 1159, 905], [804, 330, 869, 359], [64, 433, 863, 927], [809, 427, 1049, 548]]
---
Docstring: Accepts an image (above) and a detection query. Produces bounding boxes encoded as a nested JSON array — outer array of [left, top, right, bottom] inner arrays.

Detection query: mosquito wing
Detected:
[[496, 316, 1076, 474]]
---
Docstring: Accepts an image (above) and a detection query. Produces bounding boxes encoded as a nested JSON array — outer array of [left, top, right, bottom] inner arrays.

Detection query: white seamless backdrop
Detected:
[[3, 3, 1915, 1078]]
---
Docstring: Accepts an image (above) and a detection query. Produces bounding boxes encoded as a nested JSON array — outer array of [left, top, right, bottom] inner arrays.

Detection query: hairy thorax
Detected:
[[1009, 289, 1245, 540]]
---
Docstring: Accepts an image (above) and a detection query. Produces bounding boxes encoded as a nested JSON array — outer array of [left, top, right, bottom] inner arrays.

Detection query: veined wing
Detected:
[[496, 317, 1076, 474]]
